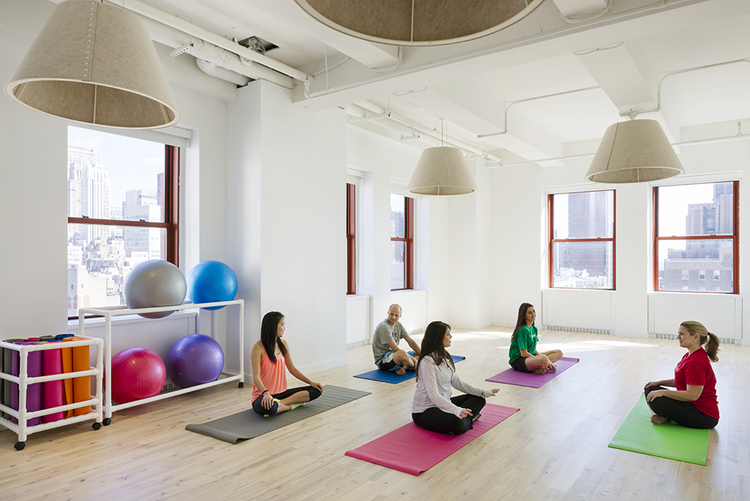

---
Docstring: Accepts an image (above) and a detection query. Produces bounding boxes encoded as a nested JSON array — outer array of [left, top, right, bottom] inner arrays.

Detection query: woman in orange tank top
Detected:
[[251, 311, 323, 416]]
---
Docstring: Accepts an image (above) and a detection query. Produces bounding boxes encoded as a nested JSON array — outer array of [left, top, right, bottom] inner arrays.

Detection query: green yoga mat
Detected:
[[186, 385, 370, 444], [608, 396, 710, 465]]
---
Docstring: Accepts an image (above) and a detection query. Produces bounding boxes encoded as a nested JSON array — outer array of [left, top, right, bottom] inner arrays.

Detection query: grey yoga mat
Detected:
[[185, 385, 370, 444]]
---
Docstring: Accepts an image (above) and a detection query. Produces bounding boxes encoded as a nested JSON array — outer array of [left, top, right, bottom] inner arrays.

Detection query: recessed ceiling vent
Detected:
[[295, 0, 545, 46], [238, 36, 278, 55]]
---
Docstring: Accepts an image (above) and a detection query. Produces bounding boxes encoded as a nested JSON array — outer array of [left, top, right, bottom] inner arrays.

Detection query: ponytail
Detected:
[[680, 320, 720, 363], [704, 332, 720, 363]]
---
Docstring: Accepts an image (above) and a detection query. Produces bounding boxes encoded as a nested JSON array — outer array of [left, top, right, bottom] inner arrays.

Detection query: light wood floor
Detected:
[[2, 328, 748, 500]]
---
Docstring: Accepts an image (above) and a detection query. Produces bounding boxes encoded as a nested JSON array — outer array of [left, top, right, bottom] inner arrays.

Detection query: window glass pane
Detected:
[[391, 241, 405, 290], [657, 182, 734, 237], [551, 241, 613, 288], [656, 239, 733, 292], [68, 126, 166, 223], [390, 194, 405, 238], [67, 224, 167, 316], [552, 191, 613, 239]]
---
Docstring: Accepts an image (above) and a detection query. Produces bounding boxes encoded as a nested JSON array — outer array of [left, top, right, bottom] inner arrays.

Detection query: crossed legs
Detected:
[[252, 386, 322, 416], [524, 349, 564, 374]]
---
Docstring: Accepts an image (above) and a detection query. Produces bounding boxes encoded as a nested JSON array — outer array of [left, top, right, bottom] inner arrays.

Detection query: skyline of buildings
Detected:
[[67, 145, 165, 316]]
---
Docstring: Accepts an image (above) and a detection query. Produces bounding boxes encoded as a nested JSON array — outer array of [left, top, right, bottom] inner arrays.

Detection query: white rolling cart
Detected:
[[0, 336, 104, 450], [78, 299, 244, 425]]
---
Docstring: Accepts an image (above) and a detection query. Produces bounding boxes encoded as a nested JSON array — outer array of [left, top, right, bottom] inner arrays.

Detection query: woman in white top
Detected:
[[412, 321, 500, 435]]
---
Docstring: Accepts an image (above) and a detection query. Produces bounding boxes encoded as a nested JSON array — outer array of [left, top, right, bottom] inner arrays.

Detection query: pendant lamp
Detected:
[[407, 146, 477, 196], [585, 119, 684, 183], [295, 0, 545, 46], [4, 0, 181, 129]]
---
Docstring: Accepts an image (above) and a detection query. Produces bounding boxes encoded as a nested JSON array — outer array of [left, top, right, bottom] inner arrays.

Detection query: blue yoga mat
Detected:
[[354, 355, 466, 384]]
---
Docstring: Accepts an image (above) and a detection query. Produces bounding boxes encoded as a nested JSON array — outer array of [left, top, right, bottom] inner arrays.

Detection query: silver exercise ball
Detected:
[[124, 260, 187, 319]]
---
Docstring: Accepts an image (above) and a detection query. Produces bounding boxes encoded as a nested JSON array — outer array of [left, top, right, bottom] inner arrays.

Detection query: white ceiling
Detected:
[[7, 0, 750, 165]]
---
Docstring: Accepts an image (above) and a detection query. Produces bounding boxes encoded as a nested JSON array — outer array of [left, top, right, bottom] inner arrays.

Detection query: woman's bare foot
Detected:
[[651, 415, 669, 425], [395, 367, 406, 375]]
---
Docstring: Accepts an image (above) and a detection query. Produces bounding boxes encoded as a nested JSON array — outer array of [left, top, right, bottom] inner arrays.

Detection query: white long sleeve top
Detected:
[[411, 355, 493, 418]]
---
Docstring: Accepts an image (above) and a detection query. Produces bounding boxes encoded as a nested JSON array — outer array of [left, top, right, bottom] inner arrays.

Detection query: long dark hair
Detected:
[[512, 303, 534, 341], [681, 320, 720, 362], [260, 311, 287, 363], [416, 321, 454, 381]]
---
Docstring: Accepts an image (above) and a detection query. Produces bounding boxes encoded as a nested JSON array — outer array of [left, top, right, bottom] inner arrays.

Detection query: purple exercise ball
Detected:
[[166, 334, 225, 388], [111, 347, 166, 404]]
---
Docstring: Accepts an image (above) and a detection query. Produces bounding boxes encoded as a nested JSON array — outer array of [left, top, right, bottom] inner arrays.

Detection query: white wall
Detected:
[[490, 137, 750, 344], [226, 80, 348, 376], [1, 28, 69, 336], [346, 128, 497, 334]]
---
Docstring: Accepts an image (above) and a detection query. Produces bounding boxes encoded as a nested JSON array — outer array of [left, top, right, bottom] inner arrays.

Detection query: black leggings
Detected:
[[252, 386, 321, 416], [644, 386, 718, 429], [412, 394, 486, 435]]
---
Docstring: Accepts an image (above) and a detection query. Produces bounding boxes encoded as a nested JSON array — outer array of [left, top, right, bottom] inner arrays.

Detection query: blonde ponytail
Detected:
[[704, 332, 720, 363], [680, 320, 720, 362]]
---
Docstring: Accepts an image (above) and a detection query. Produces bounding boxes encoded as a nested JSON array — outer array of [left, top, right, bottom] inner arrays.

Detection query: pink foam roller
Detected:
[[43, 345, 64, 422]]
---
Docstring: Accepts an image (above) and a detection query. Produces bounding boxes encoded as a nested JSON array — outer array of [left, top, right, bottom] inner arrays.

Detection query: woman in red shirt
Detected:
[[644, 321, 720, 429]]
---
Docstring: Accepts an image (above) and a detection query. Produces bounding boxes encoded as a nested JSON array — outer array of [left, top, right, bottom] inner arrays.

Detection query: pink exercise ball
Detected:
[[111, 347, 166, 404]]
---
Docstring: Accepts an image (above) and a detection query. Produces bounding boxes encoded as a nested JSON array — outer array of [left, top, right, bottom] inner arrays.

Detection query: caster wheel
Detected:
[[92, 422, 102, 430], [103, 418, 112, 426], [238, 382, 244, 388], [14, 442, 25, 451]]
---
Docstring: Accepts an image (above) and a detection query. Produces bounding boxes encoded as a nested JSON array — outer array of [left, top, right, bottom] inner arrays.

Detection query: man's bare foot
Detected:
[[395, 367, 406, 375], [651, 415, 669, 425]]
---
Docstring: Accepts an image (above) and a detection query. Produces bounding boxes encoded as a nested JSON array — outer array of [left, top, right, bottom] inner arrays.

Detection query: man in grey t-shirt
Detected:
[[372, 304, 420, 375]]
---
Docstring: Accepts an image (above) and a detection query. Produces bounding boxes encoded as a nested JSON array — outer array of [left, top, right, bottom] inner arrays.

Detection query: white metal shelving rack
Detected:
[[0, 336, 104, 450], [78, 299, 244, 425]]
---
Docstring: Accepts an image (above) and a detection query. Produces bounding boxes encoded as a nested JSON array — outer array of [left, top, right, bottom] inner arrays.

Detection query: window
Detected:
[[390, 194, 414, 290], [67, 126, 180, 317], [346, 183, 356, 295], [654, 181, 738, 293], [548, 190, 615, 289]]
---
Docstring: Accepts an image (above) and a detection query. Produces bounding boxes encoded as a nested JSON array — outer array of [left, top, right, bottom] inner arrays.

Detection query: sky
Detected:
[[67, 126, 165, 207]]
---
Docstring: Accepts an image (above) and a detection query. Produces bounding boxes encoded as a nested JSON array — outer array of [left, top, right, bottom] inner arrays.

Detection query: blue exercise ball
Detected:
[[124, 260, 187, 319], [166, 334, 224, 388], [187, 261, 238, 310]]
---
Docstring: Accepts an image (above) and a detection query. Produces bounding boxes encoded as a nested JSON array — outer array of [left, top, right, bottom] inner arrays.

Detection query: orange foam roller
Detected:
[[62, 337, 91, 415]]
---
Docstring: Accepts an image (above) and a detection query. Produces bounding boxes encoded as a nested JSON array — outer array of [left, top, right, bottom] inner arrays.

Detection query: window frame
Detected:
[[652, 180, 739, 294], [548, 189, 616, 290], [346, 183, 356, 295], [390, 195, 414, 291], [67, 144, 180, 318]]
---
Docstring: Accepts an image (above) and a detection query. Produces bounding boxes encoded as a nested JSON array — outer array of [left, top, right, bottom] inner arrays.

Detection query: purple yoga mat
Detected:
[[345, 403, 519, 475], [43, 344, 64, 423], [485, 357, 580, 388], [11, 342, 43, 426]]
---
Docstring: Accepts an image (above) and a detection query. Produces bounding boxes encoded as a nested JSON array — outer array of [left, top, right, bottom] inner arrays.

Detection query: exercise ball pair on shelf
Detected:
[[124, 260, 238, 318], [110, 334, 225, 404]]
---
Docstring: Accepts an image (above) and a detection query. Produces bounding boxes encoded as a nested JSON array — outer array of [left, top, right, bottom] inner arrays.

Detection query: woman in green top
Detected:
[[508, 303, 563, 374]]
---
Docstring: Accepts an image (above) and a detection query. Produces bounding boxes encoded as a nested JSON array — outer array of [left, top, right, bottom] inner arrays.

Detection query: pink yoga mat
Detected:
[[43, 344, 65, 423], [485, 357, 579, 388], [10, 342, 43, 426], [345, 403, 519, 475]]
